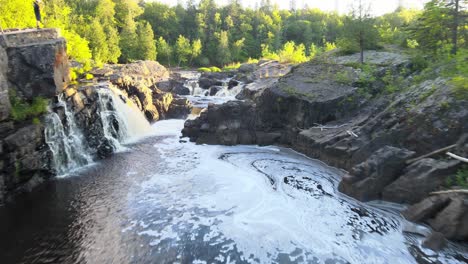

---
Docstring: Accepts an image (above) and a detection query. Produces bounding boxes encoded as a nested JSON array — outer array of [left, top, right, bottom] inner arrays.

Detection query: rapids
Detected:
[[1, 118, 467, 263]]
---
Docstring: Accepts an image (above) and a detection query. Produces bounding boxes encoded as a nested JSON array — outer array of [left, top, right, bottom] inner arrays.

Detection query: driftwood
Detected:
[[447, 152, 468, 163], [406, 144, 458, 165], [347, 130, 358, 138], [430, 190, 468, 196], [312, 123, 347, 131]]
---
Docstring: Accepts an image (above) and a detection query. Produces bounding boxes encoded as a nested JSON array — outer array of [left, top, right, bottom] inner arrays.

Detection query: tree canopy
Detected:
[[0, 0, 466, 67]]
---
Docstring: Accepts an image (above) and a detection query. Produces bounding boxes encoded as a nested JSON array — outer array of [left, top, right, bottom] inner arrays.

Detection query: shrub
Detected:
[[410, 54, 429, 72], [223, 62, 241, 72], [10, 91, 49, 122], [278, 41, 308, 64], [210, 66, 222, 72], [198, 67, 212, 72], [336, 38, 360, 55], [451, 76, 468, 100], [246, 58, 259, 64], [446, 166, 468, 188]]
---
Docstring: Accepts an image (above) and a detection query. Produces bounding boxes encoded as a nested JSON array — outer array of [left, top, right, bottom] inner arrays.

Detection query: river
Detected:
[[0, 91, 467, 263]]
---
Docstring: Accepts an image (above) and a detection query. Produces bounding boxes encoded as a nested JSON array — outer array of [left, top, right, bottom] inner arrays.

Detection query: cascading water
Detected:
[[96, 85, 152, 149], [45, 95, 93, 175]]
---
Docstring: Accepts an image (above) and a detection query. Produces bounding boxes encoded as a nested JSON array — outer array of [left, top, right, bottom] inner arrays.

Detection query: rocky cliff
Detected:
[[0, 29, 191, 203], [183, 52, 468, 243], [0, 29, 68, 203]]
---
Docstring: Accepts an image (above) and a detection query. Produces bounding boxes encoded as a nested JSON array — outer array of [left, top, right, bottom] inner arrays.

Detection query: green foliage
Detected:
[[410, 54, 429, 72], [210, 66, 222, 72], [198, 67, 212, 72], [9, 91, 48, 122], [451, 76, 468, 99], [223, 62, 241, 72], [278, 41, 308, 64], [0, 0, 36, 28], [335, 71, 353, 85], [446, 166, 468, 188]]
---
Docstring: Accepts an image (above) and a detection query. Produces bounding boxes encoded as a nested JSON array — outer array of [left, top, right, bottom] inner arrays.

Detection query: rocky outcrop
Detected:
[[93, 61, 192, 121], [403, 193, 468, 241], [183, 51, 468, 242], [0, 29, 68, 202]]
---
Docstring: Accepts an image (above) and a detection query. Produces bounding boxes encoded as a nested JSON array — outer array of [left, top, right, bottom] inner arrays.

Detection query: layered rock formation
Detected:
[[0, 30, 192, 202], [183, 51, 468, 242], [92, 61, 192, 121], [0, 29, 68, 202]]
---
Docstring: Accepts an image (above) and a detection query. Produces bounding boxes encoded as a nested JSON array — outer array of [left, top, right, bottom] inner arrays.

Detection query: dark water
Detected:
[[0, 120, 467, 264]]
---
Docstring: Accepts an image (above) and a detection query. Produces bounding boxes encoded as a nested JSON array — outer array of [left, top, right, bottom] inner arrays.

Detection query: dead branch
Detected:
[[447, 152, 468, 163], [406, 145, 458, 165]]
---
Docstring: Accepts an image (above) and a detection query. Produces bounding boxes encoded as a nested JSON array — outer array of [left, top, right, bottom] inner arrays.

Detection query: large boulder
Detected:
[[403, 193, 468, 241], [382, 158, 461, 204], [338, 146, 415, 201], [6, 38, 69, 100]]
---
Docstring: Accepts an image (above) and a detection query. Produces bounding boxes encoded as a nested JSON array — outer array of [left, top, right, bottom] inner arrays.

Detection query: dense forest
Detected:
[[0, 0, 466, 69]]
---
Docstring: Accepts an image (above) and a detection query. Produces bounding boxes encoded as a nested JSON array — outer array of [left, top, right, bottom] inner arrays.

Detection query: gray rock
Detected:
[[422, 232, 447, 251], [209, 86, 222, 96], [238, 63, 257, 73], [338, 146, 415, 201], [382, 158, 461, 204]]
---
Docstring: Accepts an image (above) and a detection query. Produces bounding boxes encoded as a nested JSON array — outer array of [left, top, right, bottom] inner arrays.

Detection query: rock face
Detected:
[[183, 51, 468, 242], [403, 193, 468, 241], [93, 61, 192, 121], [0, 29, 68, 202]]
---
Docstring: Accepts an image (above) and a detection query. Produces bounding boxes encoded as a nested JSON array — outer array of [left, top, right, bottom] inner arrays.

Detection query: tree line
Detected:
[[0, 0, 466, 67]]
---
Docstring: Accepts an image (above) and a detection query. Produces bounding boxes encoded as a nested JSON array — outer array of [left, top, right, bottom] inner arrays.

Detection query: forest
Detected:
[[0, 0, 466, 69]]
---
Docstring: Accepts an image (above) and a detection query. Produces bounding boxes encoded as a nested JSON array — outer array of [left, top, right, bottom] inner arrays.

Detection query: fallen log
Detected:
[[446, 152, 468, 163], [406, 145, 457, 165], [430, 190, 468, 195]]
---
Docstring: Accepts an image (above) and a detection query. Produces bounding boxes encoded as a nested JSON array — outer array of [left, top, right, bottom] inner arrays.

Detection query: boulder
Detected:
[[6, 38, 69, 100], [382, 158, 461, 204], [338, 146, 415, 201], [172, 84, 190, 95], [199, 77, 223, 89], [209, 86, 222, 96], [238, 63, 257, 73], [167, 98, 192, 119], [404, 193, 468, 241]]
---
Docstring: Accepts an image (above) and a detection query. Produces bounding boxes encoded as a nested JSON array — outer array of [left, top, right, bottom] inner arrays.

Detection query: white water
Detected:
[[120, 119, 467, 264], [44, 95, 93, 175], [179, 71, 244, 108], [96, 85, 153, 149], [46, 86, 152, 176]]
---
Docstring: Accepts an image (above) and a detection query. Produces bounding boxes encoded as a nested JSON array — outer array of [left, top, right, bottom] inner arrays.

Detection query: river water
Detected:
[[1, 93, 467, 263]]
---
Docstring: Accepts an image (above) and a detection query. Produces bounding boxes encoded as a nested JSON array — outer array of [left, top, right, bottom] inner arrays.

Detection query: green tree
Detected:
[[190, 39, 203, 65], [0, 0, 36, 28], [175, 35, 192, 66], [342, 0, 380, 63], [216, 31, 231, 65], [136, 21, 157, 61], [156, 37, 173, 66], [119, 16, 138, 62]]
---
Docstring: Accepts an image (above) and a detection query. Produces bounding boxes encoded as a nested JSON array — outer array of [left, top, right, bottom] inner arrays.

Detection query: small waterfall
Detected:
[[183, 72, 204, 96], [96, 86, 152, 148], [45, 96, 93, 175]]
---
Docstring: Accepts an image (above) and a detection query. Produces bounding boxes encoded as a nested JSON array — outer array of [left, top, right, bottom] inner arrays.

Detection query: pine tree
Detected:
[[136, 22, 157, 61]]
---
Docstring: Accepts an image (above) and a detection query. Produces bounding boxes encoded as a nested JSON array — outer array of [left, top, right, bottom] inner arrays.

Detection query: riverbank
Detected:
[[182, 50, 468, 244]]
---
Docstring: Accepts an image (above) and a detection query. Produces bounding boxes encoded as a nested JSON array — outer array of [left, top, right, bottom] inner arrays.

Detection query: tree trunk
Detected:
[[451, 0, 460, 55], [359, 32, 364, 64]]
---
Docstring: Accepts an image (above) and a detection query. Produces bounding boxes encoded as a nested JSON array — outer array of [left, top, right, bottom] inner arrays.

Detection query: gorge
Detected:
[[0, 29, 467, 264]]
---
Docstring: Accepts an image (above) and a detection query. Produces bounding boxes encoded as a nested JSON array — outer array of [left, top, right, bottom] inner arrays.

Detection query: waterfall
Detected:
[[45, 96, 93, 175], [96, 86, 152, 148], [45, 85, 152, 176]]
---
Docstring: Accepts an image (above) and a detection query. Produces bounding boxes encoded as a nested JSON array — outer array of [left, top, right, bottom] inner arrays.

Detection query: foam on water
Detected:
[[123, 119, 466, 264]]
